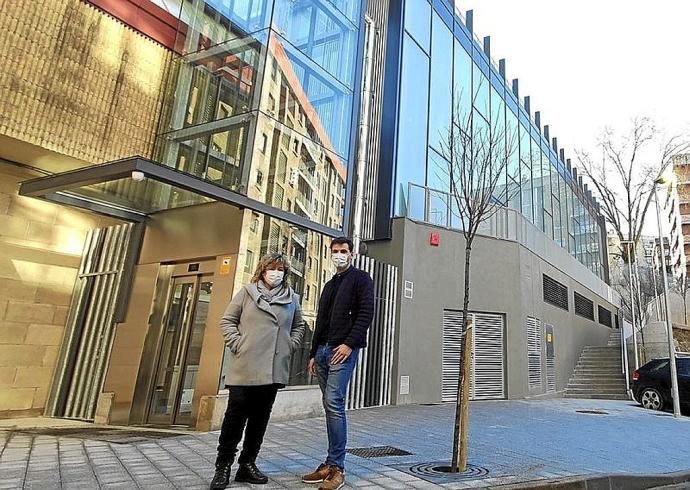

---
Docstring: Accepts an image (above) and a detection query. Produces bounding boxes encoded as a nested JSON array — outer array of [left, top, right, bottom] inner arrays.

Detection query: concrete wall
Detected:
[[367, 218, 617, 405], [0, 162, 116, 417]]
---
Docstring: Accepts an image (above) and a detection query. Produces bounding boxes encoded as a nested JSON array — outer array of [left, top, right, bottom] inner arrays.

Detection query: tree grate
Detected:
[[347, 446, 413, 458], [391, 462, 490, 483]]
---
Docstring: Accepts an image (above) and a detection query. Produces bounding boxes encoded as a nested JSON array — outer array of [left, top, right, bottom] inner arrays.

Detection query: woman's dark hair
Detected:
[[330, 236, 354, 252]]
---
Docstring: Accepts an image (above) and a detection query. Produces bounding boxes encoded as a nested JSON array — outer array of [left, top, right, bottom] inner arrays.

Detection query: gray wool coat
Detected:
[[220, 283, 305, 386]]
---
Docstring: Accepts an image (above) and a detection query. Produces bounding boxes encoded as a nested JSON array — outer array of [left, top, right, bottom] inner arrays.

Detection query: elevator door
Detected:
[[148, 275, 213, 426]]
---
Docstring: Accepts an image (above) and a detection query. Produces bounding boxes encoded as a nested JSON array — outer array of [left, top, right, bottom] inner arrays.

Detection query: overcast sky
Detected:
[[456, 0, 690, 162]]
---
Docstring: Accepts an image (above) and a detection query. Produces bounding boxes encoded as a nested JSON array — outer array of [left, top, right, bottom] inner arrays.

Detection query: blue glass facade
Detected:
[[382, 0, 605, 278]]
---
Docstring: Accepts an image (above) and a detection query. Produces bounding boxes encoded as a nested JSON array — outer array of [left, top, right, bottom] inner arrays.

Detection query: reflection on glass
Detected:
[[149, 281, 194, 420], [454, 40, 472, 124], [166, 33, 267, 132], [273, 0, 358, 88], [507, 177, 521, 213], [177, 281, 213, 425], [395, 33, 429, 215], [177, 0, 274, 54], [268, 32, 354, 158], [248, 113, 346, 228], [531, 136, 544, 232], [66, 177, 213, 215], [404, 0, 431, 51], [428, 189, 449, 227], [473, 64, 489, 117], [506, 108, 520, 181], [406, 183, 425, 221], [429, 13, 453, 151], [427, 148, 449, 192]]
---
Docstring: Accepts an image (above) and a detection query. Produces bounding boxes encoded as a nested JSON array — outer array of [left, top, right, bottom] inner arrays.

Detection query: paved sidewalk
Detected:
[[1, 399, 689, 489]]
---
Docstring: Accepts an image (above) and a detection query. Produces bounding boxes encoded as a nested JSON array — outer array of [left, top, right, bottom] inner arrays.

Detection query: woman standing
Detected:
[[210, 253, 305, 489]]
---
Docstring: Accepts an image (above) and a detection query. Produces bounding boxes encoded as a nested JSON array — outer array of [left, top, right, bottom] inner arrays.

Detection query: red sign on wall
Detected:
[[430, 232, 440, 246]]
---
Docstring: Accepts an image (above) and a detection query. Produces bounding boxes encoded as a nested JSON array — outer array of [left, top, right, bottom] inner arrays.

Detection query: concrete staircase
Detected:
[[564, 331, 630, 400]]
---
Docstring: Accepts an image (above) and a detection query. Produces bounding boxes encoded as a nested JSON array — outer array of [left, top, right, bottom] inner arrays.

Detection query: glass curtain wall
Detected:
[[156, 0, 363, 387], [392, 0, 605, 278], [155, 0, 362, 232]]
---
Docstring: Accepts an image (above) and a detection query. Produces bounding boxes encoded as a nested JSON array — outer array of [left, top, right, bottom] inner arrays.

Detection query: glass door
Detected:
[[147, 275, 213, 426]]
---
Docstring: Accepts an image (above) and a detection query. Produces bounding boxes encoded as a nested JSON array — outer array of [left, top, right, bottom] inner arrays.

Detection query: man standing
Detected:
[[302, 237, 375, 490]]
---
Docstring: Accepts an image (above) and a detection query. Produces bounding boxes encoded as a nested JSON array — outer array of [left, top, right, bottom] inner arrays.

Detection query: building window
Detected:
[[598, 306, 613, 327], [256, 170, 263, 186], [543, 274, 568, 311], [574, 292, 595, 320], [245, 250, 254, 273], [250, 213, 260, 233], [305, 285, 310, 301], [260, 133, 268, 153]]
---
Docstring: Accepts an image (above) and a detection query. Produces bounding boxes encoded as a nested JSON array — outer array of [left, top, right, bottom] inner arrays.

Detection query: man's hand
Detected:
[[331, 344, 352, 364], [308, 358, 316, 376]]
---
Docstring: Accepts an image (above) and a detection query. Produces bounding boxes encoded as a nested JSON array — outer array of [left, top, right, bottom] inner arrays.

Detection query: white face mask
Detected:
[[264, 270, 284, 287], [332, 254, 350, 268]]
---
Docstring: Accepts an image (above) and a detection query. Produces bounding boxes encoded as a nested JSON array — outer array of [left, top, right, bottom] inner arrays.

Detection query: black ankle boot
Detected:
[[210, 460, 232, 490], [235, 462, 268, 484]]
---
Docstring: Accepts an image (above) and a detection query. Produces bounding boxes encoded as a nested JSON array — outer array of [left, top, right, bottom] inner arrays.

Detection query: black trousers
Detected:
[[216, 384, 279, 466]]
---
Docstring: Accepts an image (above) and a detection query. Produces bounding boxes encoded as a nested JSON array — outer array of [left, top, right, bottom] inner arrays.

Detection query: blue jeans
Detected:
[[314, 344, 359, 471]]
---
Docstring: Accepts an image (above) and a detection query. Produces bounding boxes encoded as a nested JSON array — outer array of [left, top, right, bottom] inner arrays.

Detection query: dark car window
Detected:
[[677, 358, 690, 376], [645, 359, 669, 372]]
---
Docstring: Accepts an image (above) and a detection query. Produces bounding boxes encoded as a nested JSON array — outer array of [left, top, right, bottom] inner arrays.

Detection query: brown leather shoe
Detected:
[[318, 467, 344, 490], [302, 463, 331, 483]]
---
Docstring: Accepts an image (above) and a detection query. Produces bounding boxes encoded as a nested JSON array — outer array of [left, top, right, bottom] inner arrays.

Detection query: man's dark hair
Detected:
[[330, 236, 354, 252]]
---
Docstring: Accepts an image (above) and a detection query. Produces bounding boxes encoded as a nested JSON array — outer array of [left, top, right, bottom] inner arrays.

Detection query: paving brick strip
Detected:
[[1, 399, 688, 489]]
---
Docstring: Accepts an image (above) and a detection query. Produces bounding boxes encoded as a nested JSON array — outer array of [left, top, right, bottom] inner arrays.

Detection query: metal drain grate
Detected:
[[575, 410, 608, 415], [400, 462, 490, 483], [13, 427, 186, 444], [347, 446, 413, 458]]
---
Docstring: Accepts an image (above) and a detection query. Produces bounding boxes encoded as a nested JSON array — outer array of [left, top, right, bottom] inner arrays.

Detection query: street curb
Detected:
[[487, 470, 690, 490]]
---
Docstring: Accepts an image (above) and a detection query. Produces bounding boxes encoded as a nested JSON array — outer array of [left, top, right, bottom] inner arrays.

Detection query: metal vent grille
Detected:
[[543, 274, 568, 310], [473, 313, 505, 400], [598, 306, 612, 327], [574, 292, 595, 320], [442, 311, 505, 402], [527, 317, 542, 390], [546, 357, 556, 392], [347, 446, 412, 458]]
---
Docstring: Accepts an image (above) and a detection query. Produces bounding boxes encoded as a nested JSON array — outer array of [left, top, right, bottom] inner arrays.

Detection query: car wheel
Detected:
[[640, 387, 664, 411]]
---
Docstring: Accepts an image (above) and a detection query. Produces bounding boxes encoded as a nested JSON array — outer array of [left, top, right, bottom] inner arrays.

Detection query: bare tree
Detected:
[[436, 98, 517, 472], [576, 117, 689, 263]]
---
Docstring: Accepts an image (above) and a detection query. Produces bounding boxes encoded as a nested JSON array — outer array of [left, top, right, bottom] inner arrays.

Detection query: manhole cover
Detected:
[[13, 427, 185, 444], [575, 410, 608, 415], [405, 462, 490, 482], [347, 446, 413, 458]]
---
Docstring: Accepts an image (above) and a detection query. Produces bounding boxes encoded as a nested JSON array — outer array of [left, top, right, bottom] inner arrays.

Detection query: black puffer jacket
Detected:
[[309, 267, 375, 358]]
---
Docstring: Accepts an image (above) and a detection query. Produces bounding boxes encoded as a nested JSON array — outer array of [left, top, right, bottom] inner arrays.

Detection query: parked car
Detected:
[[632, 357, 690, 411]]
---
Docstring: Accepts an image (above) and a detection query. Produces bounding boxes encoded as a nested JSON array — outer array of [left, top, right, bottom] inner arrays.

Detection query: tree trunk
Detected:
[[451, 242, 472, 472]]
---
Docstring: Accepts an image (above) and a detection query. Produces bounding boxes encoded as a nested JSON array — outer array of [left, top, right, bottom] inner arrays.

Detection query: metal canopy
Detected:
[[19, 156, 340, 237]]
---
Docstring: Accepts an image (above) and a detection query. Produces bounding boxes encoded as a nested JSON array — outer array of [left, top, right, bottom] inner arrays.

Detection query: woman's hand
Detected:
[[308, 358, 316, 376]]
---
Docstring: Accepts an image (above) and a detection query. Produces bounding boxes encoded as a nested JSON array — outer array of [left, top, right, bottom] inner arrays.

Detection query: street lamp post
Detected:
[[653, 178, 682, 418]]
